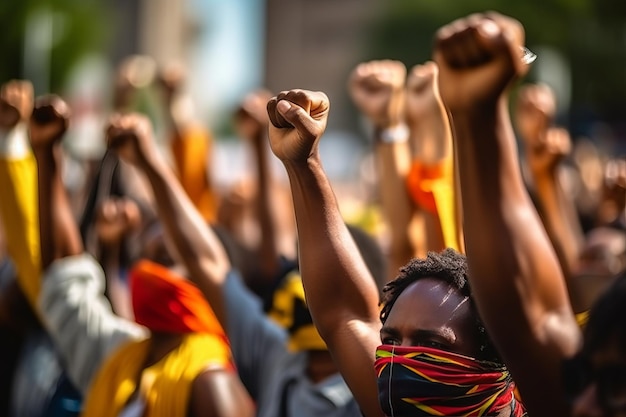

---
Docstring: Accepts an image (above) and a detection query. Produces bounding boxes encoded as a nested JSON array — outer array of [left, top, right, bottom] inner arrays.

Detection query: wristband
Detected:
[[378, 124, 409, 144]]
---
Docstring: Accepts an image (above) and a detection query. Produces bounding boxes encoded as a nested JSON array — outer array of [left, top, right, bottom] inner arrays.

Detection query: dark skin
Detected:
[[233, 89, 284, 287], [380, 279, 480, 356], [434, 12, 582, 417], [105, 113, 254, 417], [266, 89, 500, 417], [516, 84, 585, 300], [348, 60, 418, 276]]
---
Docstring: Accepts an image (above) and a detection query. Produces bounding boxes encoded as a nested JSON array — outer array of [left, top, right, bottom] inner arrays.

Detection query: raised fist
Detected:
[[405, 62, 445, 127], [524, 127, 571, 174], [94, 197, 142, 246], [515, 83, 557, 144], [348, 60, 406, 129], [0, 80, 34, 129], [434, 12, 529, 112], [157, 61, 186, 104], [234, 89, 273, 140], [405, 61, 452, 162], [266, 89, 329, 163], [105, 113, 156, 167], [598, 158, 626, 225], [29, 95, 71, 148]]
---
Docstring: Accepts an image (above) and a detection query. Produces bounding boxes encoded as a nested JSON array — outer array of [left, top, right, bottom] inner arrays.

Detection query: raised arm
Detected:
[[233, 89, 286, 288], [348, 60, 418, 279], [434, 13, 581, 417], [267, 90, 383, 416], [405, 61, 462, 252], [0, 80, 41, 307], [30, 96, 145, 391], [158, 64, 219, 223], [29, 96, 81, 266], [105, 114, 230, 327], [516, 84, 584, 284]]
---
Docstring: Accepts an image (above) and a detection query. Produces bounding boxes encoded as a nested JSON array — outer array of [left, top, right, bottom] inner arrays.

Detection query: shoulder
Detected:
[[189, 368, 255, 417]]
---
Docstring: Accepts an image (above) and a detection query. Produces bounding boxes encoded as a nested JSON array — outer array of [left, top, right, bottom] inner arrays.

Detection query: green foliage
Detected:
[[0, 0, 108, 94]]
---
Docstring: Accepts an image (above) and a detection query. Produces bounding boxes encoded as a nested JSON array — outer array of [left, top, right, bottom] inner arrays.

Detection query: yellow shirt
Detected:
[[0, 123, 41, 307]]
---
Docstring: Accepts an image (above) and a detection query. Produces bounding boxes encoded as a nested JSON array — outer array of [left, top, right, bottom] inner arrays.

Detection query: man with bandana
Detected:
[[263, 15, 531, 417]]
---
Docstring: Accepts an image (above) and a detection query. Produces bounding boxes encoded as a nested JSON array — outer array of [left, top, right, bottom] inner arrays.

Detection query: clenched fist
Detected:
[[434, 12, 529, 112], [266, 89, 329, 163], [0, 80, 34, 129], [515, 83, 557, 144], [348, 60, 406, 129], [105, 113, 157, 167], [235, 89, 273, 140], [524, 127, 571, 174], [29, 95, 71, 148]]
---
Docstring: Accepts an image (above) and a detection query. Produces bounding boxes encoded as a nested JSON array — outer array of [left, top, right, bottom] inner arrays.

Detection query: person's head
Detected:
[[267, 271, 326, 353], [570, 227, 626, 312], [375, 249, 520, 417], [379, 248, 500, 362], [567, 272, 626, 417]]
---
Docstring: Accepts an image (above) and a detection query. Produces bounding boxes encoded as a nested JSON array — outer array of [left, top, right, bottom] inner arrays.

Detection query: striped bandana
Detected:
[[374, 345, 525, 416]]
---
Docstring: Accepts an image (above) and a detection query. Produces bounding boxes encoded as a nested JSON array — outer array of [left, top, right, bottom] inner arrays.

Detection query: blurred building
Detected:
[[264, 0, 384, 132]]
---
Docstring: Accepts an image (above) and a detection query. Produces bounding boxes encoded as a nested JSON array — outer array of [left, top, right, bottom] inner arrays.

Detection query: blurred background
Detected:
[[1, 0, 625, 187]]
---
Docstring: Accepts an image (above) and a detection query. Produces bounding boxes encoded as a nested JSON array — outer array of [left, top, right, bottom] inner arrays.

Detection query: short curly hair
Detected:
[[379, 248, 502, 364]]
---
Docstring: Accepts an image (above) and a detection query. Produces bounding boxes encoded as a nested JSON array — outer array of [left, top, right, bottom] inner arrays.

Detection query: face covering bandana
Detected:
[[130, 259, 226, 337], [375, 344, 525, 417]]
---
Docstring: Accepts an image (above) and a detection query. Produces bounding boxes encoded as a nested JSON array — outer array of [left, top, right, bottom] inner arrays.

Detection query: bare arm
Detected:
[[348, 60, 417, 279], [516, 84, 584, 284], [106, 114, 230, 327], [31, 97, 145, 390], [434, 13, 581, 417], [234, 90, 284, 286], [189, 369, 255, 417], [405, 62, 462, 252], [159, 64, 219, 223], [267, 90, 383, 417], [29, 95, 82, 265]]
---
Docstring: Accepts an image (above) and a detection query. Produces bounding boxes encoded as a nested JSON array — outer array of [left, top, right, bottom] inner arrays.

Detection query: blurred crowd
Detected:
[[1, 11, 625, 417]]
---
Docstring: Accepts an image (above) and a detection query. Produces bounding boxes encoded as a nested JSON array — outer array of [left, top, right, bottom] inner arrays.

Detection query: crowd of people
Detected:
[[1, 11, 625, 417]]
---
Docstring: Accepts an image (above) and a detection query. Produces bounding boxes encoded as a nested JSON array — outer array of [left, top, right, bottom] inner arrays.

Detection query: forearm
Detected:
[[283, 156, 380, 332], [140, 157, 229, 325], [170, 125, 218, 223], [453, 100, 568, 310], [533, 170, 584, 280], [374, 140, 417, 278], [33, 144, 83, 268], [99, 244, 134, 320], [284, 156, 383, 416], [252, 134, 281, 282], [452, 99, 578, 416]]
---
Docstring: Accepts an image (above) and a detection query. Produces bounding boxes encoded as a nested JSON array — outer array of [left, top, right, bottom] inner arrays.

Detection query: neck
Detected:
[[147, 332, 185, 367]]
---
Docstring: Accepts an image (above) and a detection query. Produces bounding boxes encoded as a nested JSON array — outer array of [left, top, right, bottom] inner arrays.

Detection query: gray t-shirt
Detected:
[[224, 271, 362, 417]]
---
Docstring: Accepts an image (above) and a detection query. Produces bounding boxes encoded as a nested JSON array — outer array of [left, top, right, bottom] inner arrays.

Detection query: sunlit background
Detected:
[[2, 0, 626, 188]]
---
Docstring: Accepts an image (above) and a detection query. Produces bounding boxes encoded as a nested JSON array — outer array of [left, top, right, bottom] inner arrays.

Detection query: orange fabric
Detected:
[[130, 259, 226, 337], [170, 125, 218, 223], [406, 157, 460, 251]]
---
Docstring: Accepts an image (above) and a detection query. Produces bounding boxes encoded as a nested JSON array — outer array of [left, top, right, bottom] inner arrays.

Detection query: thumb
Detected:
[[277, 100, 317, 135]]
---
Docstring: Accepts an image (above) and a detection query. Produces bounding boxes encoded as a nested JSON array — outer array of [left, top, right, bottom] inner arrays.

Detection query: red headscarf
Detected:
[[129, 259, 226, 337]]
